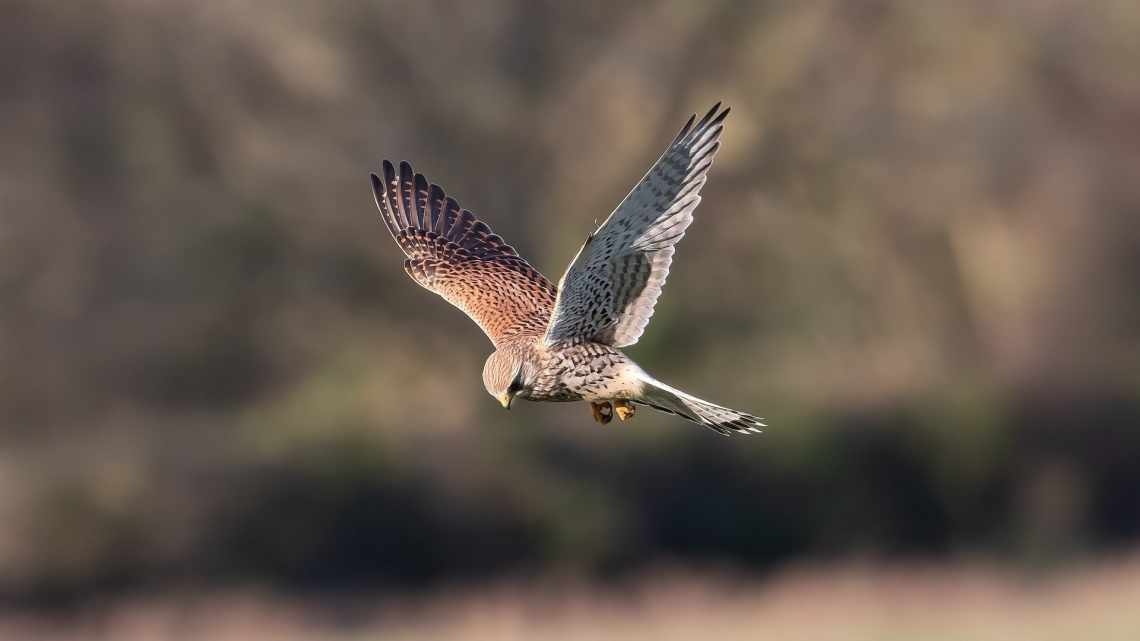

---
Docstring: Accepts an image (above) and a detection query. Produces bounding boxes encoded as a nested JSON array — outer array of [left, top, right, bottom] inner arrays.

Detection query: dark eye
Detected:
[[508, 372, 524, 393]]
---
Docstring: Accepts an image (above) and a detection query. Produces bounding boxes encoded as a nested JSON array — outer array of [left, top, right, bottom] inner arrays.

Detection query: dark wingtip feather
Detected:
[[695, 102, 721, 130], [428, 183, 446, 233], [397, 161, 416, 228], [370, 160, 526, 265], [672, 113, 697, 145], [711, 105, 730, 127], [380, 160, 409, 229], [369, 171, 387, 215], [370, 171, 405, 243], [678, 102, 729, 147], [413, 172, 429, 228], [398, 161, 414, 184]]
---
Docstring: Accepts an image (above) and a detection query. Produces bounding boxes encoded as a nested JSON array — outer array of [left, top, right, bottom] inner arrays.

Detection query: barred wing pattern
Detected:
[[545, 104, 730, 347], [370, 160, 557, 347]]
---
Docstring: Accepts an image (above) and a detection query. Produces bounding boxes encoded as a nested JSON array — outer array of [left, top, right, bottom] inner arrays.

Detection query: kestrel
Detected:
[[370, 103, 764, 435]]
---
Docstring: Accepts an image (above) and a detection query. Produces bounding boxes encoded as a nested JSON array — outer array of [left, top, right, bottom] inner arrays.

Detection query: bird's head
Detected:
[[483, 348, 532, 410]]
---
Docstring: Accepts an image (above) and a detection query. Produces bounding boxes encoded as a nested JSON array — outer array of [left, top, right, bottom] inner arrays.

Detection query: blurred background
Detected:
[[3, 1, 1140, 639]]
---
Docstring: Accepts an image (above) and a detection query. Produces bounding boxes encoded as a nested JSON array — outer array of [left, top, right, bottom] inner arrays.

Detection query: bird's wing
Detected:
[[544, 103, 729, 347], [370, 160, 557, 347]]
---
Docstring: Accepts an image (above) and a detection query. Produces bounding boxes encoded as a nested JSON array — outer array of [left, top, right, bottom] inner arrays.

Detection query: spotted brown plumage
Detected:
[[371, 160, 556, 347], [369, 104, 765, 435]]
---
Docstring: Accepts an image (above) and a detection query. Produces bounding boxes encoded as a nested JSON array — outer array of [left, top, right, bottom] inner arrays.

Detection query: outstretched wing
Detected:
[[545, 103, 729, 347], [370, 160, 557, 347]]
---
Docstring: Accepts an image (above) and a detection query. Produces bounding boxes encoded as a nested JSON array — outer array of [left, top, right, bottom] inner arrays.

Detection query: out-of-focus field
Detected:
[[3, 0, 1140, 633], [5, 556, 1140, 641]]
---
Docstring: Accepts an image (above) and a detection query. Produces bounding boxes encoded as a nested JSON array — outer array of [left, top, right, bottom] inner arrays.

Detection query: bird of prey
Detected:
[[369, 103, 764, 435]]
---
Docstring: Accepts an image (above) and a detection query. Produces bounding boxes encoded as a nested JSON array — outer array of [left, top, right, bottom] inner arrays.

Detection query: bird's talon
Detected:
[[591, 401, 613, 424], [614, 400, 636, 422]]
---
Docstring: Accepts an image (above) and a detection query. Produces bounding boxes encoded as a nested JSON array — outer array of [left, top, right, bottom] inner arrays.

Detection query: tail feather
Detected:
[[637, 377, 765, 436]]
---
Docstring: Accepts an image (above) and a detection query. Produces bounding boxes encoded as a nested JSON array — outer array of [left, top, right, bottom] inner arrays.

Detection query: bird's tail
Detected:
[[636, 375, 765, 436]]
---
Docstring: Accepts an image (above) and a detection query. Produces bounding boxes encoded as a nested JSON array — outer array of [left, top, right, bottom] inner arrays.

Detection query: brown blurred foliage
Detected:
[[1, 0, 1139, 605], [8, 557, 1140, 641]]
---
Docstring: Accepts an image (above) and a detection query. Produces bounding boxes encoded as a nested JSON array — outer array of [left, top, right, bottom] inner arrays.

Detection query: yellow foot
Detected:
[[614, 400, 636, 422], [590, 401, 613, 425]]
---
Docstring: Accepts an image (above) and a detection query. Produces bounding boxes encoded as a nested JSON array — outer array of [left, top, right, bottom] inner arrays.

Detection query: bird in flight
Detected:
[[369, 103, 763, 435]]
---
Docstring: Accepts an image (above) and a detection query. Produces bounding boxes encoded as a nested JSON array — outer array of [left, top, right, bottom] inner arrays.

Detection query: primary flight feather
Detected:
[[369, 103, 764, 435]]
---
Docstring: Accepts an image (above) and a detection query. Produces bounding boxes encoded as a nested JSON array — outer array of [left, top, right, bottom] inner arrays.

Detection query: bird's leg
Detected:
[[614, 400, 636, 422], [590, 401, 613, 424]]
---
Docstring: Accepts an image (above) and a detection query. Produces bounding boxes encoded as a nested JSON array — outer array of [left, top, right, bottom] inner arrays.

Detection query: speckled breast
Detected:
[[527, 342, 639, 403]]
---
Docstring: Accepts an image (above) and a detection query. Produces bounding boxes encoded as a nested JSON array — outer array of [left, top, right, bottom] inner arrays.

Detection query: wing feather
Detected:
[[370, 161, 557, 346], [545, 103, 730, 347]]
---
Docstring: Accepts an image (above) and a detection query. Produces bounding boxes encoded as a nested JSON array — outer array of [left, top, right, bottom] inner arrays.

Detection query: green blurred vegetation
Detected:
[[1, 0, 1139, 612]]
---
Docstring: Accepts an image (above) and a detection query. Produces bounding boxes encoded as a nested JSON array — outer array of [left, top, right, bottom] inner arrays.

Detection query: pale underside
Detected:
[[370, 104, 765, 434]]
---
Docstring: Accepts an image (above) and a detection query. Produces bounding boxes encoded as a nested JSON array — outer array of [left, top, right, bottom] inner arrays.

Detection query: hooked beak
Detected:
[[497, 392, 514, 410]]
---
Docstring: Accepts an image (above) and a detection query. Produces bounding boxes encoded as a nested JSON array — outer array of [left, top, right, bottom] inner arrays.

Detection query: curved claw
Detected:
[[590, 401, 613, 425], [614, 400, 635, 422]]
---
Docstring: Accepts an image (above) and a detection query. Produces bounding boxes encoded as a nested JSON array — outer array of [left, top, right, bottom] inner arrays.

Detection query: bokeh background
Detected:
[[3, 1, 1140, 639]]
